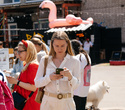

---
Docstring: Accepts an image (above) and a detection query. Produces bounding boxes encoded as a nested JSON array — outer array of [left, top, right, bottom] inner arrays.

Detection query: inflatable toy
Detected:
[[39, 0, 93, 28]]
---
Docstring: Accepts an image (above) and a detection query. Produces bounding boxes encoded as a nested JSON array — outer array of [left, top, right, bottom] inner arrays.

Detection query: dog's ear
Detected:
[[102, 81, 105, 86]]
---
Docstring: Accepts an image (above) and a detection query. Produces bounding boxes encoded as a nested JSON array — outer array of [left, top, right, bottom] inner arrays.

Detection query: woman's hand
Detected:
[[6, 76, 18, 84], [60, 67, 72, 81], [3, 70, 11, 74], [50, 73, 63, 81]]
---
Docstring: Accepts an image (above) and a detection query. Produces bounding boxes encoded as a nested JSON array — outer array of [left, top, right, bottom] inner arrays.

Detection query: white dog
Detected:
[[87, 80, 110, 109]]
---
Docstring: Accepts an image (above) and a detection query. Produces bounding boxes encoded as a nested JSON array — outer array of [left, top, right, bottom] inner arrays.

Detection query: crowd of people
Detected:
[[0, 31, 92, 110]]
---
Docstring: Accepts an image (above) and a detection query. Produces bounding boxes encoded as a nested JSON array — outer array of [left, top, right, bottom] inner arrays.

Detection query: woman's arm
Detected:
[[68, 58, 81, 90], [34, 57, 51, 88], [17, 81, 37, 92], [6, 76, 36, 91]]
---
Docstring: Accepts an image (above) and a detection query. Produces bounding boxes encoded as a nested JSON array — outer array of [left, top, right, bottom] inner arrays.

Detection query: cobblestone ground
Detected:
[[86, 63, 125, 110]]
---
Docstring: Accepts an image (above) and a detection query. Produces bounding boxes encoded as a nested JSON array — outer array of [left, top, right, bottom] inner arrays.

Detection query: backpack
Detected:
[[79, 52, 91, 86], [0, 72, 14, 110]]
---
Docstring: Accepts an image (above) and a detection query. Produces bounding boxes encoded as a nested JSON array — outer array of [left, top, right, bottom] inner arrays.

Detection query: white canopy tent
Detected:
[[45, 24, 92, 33]]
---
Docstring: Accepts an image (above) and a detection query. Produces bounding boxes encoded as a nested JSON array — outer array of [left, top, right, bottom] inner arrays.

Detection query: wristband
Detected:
[[17, 80, 20, 86]]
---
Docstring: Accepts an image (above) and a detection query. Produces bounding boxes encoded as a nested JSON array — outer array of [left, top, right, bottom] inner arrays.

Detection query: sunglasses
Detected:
[[17, 50, 26, 54]]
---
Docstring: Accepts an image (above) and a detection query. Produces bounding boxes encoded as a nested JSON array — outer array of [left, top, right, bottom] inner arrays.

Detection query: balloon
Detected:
[[39, 0, 93, 28]]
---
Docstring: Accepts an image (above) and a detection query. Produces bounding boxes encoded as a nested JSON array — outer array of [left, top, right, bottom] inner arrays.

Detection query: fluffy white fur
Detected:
[[87, 80, 110, 108]]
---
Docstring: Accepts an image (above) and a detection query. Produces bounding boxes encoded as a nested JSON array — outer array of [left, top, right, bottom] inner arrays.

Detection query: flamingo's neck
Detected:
[[48, 5, 57, 22]]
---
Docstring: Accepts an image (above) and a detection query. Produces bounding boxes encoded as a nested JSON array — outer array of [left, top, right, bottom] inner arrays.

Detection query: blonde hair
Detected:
[[33, 34, 42, 40], [31, 38, 49, 55], [49, 31, 74, 57], [18, 40, 37, 72]]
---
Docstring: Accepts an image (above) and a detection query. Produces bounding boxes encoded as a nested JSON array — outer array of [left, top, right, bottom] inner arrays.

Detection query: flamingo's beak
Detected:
[[39, 7, 42, 10], [39, 2, 43, 10]]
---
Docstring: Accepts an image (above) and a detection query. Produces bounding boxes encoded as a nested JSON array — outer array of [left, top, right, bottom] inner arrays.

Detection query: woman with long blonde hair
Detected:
[[35, 31, 81, 110], [7, 40, 40, 110], [31, 38, 49, 63]]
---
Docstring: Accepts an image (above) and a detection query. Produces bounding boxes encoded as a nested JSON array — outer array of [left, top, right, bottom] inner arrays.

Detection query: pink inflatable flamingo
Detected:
[[39, 0, 93, 28]]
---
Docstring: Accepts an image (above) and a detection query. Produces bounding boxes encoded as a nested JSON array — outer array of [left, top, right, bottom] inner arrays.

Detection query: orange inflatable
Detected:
[[39, 0, 93, 28]]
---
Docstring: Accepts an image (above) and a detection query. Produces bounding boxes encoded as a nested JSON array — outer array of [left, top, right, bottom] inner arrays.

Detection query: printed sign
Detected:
[[0, 48, 9, 71]]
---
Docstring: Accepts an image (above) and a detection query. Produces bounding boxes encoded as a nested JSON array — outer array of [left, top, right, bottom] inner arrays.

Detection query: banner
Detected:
[[19, 29, 52, 44]]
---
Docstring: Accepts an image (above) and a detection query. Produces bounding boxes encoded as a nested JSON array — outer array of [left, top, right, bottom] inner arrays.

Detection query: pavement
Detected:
[[86, 63, 125, 110]]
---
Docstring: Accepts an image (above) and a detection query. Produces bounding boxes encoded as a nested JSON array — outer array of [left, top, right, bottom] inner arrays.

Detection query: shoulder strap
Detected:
[[43, 55, 49, 77], [38, 55, 48, 90], [82, 52, 90, 66], [26, 91, 34, 101], [0, 72, 4, 82], [79, 54, 82, 62]]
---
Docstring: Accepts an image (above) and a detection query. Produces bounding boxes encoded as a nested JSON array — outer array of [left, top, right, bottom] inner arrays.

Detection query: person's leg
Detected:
[[74, 95, 81, 110], [60, 98, 75, 110], [74, 96, 87, 110], [82, 97, 87, 110]]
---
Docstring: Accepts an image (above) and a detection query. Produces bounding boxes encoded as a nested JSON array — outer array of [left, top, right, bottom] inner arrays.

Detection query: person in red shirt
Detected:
[[7, 40, 40, 110]]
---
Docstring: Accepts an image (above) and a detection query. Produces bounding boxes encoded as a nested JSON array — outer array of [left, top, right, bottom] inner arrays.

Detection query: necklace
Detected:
[[57, 59, 63, 63], [53, 58, 64, 67], [58, 59, 63, 63], [55, 58, 64, 63]]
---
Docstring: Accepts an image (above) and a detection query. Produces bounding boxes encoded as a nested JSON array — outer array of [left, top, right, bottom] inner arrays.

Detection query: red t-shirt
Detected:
[[14, 62, 40, 110]]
